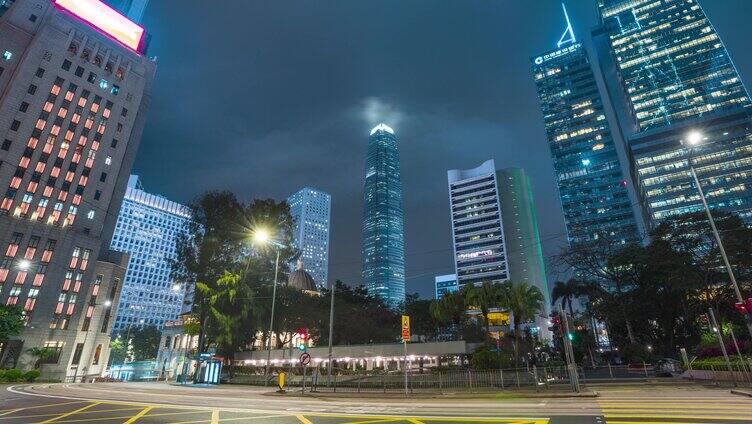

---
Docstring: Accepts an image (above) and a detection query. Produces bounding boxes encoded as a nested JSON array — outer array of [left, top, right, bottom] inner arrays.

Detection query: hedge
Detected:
[[0, 369, 40, 382]]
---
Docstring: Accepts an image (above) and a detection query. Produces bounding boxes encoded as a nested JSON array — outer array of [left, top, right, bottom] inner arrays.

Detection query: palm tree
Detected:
[[501, 281, 544, 364], [429, 291, 465, 327], [551, 279, 583, 317], [463, 282, 503, 343]]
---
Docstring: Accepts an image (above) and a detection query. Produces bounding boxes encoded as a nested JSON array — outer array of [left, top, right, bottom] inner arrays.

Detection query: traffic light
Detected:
[[296, 328, 309, 351], [548, 315, 561, 332], [567, 332, 574, 342]]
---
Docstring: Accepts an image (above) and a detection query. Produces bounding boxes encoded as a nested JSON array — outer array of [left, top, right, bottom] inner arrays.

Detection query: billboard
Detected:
[[52, 0, 146, 53]]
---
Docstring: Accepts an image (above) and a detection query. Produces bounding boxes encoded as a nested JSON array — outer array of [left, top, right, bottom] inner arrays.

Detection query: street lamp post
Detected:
[[253, 228, 283, 386], [683, 131, 752, 339], [327, 279, 335, 387], [263, 249, 280, 386]]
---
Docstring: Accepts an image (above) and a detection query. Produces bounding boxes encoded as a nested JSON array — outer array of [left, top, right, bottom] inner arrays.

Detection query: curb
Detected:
[[730, 389, 752, 398], [262, 390, 599, 399]]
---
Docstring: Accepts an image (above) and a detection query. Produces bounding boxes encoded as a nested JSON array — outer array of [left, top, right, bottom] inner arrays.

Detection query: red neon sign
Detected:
[[52, 0, 145, 53]]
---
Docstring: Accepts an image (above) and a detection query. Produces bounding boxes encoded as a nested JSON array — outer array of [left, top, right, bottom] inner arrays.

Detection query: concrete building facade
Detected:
[[0, 0, 154, 379]]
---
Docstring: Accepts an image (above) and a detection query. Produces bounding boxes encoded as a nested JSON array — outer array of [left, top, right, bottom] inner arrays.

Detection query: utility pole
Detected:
[[708, 307, 737, 387], [684, 137, 752, 340], [327, 280, 335, 387], [560, 309, 580, 392], [264, 249, 281, 386]]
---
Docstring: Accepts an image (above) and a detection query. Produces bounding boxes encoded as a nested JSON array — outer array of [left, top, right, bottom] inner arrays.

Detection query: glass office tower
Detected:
[[531, 41, 640, 246], [287, 187, 331, 290], [110, 176, 191, 332], [362, 123, 405, 308], [594, 0, 752, 225]]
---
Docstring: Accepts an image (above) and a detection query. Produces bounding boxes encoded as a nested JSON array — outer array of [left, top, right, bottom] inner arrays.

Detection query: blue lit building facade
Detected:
[[287, 187, 331, 290], [593, 0, 752, 226], [362, 123, 405, 308], [110, 176, 191, 332], [531, 40, 641, 246], [434, 274, 458, 300]]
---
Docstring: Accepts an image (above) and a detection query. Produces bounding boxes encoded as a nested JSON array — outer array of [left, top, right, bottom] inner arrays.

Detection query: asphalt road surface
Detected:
[[1, 382, 750, 423]]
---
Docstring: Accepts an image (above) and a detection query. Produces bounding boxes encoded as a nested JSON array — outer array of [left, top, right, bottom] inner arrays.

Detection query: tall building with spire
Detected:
[[592, 0, 752, 226], [531, 4, 642, 246], [362, 123, 405, 308]]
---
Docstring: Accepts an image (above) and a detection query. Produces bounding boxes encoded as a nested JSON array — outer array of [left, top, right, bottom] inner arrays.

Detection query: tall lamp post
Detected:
[[253, 228, 282, 386], [683, 131, 752, 339], [327, 279, 335, 387]]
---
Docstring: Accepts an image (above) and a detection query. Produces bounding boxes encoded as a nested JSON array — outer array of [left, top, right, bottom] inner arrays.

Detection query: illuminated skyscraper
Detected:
[[531, 5, 641, 246], [362, 123, 405, 308], [287, 187, 330, 290], [593, 0, 752, 226], [110, 176, 191, 332], [0, 0, 155, 379], [448, 160, 509, 288]]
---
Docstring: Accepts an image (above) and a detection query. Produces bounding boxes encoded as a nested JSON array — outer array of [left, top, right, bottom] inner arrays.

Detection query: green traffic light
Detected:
[[567, 333, 574, 341]]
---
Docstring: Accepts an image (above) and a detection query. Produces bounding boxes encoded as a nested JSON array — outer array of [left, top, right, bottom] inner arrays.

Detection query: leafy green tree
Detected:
[[501, 281, 544, 364], [108, 337, 127, 365], [430, 290, 466, 328], [172, 191, 247, 352], [403, 293, 437, 340], [0, 305, 24, 342], [26, 347, 54, 369], [130, 325, 162, 361], [463, 282, 504, 342]]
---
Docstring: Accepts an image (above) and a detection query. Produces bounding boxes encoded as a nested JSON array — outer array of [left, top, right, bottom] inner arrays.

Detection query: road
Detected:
[[0, 381, 750, 423]]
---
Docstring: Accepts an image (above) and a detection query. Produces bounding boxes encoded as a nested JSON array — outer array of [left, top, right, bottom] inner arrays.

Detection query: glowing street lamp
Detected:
[[682, 130, 752, 339], [252, 226, 282, 386]]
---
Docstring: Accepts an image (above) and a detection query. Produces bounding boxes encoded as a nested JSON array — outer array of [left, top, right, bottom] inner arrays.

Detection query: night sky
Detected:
[[131, 1, 752, 299]]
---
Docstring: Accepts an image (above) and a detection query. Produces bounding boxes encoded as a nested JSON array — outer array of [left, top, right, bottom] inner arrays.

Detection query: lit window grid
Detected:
[[109, 192, 190, 331], [362, 129, 406, 307], [532, 43, 640, 246]]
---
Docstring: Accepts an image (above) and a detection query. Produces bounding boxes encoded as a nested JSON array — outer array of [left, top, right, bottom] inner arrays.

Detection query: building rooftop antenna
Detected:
[[557, 3, 576, 48]]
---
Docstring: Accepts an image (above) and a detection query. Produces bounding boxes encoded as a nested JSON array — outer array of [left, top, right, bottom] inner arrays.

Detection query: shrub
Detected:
[[3, 369, 23, 382], [24, 369, 40, 382], [470, 346, 514, 370]]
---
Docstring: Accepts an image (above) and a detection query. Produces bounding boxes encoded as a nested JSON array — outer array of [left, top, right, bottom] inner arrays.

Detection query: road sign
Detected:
[[401, 315, 410, 341], [299, 352, 311, 366]]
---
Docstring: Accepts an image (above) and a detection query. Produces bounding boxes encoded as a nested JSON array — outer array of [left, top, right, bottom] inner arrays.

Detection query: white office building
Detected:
[[110, 176, 191, 332], [287, 187, 331, 289]]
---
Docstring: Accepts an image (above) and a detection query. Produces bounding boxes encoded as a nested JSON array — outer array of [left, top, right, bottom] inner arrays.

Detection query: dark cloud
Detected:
[[132, 0, 752, 298]]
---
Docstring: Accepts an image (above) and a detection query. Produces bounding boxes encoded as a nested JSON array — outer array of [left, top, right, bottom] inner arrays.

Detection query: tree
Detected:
[[172, 192, 297, 356], [463, 282, 504, 342], [430, 290, 466, 327], [0, 305, 24, 342], [501, 281, 544, 364], [172, 191, 247, 353], [403, 293, 437, 340], [108, 338, 127, 366], [551, 279, 585, 317], [26, 347, 54, 369], [130, 325, 162, 361]]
